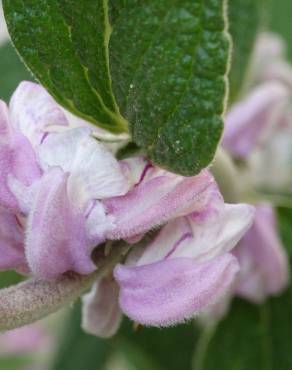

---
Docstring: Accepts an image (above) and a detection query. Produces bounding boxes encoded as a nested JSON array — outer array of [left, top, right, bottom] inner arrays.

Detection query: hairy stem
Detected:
[[0, 243, 129, 332]]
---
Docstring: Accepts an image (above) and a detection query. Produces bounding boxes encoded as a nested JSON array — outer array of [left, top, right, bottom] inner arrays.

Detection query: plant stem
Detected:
[[0, 243, 129, 332]]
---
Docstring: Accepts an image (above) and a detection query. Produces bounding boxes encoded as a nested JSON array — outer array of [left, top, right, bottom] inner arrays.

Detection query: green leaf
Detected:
[[0, 356, 33, 370], [0, 42, 33, 101], [0, 270, 23, 289], [52, 304, 199, 370], [269, 0, 292, 61], [228, 0, 265, 102], [194, 292, 292, 370], [109, 0, 230, 175], [3, 0, 127, 133], [4, 0, 230, 175], [51, 301, 113, 370], [277, 207, 292, 257]]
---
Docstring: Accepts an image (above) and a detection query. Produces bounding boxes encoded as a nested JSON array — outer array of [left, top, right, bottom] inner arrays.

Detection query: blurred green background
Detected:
[[269, 0, 292, 60], [1, 0, 292, 369]]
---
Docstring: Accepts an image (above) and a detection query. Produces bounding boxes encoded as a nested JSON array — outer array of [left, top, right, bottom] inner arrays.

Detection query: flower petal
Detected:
[[38, 128, 128, 207], [135, 203, 254, 266], [0, 210, 26, 272], [9, 82, 68, 145], [0, 101, 42, 211], [235, 204, 289, 303], [68, 134, 129, 203], [120, 157, 155, 187], [0, 324, 52, 355], [223, 81, 289, 159], [25, 168, 96, 278], [63, 108, 129, 141], [114, 254, 239, 326], [0, 100, 10, 138], [251, 33, 292, 88], [82, 276, 122, 338], [85, 201, 114, 246], [37, 127, 90, 172], [181, 203, 255, 262], [105, 170, 215, 240], [249, 126, 292, 193]]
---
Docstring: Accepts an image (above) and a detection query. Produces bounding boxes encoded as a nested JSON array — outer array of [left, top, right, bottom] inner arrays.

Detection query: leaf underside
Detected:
[[4, 0, 230, 175]]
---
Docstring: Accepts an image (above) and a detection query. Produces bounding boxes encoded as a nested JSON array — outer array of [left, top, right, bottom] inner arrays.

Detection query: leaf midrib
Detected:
[[102, 0, 128, 126], [55, 0, 128, 130]]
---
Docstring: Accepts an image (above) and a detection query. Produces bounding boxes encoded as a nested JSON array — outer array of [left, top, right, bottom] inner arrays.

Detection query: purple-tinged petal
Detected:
[[249, 124, 292, 193], [136, 203, 254, 266], [9, 81, 68, 145], [0, 100, 10, 138], [85, 201, 114, 246], [135, 218, 192, 266], [235, 204, 289, 303], [0, 104, 41, 211], [37, 128, 90, 172], [105, 170, 215, 240], [82, 276, 122, 338], [0, 323, 52, 355], [184, 203, 255, 262], [6, 177, 40, 215], [0, 210, 26, 272], [120, 157, 155, 187], [0, 102, 17, 210], [250, 33, 292, 88], [223, 81, 289, 159], [26, 168, 96, 278], [114, 254, 239, 326]]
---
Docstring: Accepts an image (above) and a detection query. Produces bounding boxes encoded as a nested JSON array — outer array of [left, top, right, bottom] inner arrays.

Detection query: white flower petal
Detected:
[[9, 82, 68, 144]]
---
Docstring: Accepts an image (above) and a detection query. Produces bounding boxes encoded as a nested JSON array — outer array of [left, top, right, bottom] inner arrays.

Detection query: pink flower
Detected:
[[196, 204, 289, 323], [0, 99, 42, 212], [82, 178, 254, 334], [0, 82, 256, 335], [0, 323, 51, 355], [0, 82, 129, 277], [223, 33, 292, 194], [219, 46, 291, 317], [222, 81, 290, 160], [1, 82, 253, 282], [82, 276, 122, 338], [220, 33, 291, 310], [0, 209, 27, 273], [234, 204, 289, 303], [250, 33, 292, 89]]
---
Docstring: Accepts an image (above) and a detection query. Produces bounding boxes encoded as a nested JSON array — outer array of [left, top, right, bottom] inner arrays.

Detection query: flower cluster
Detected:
[[223, 33, 292, 195], [220, 32, 291, 312], [2, 35, 290, 333], [0, 82, 256, 337]]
